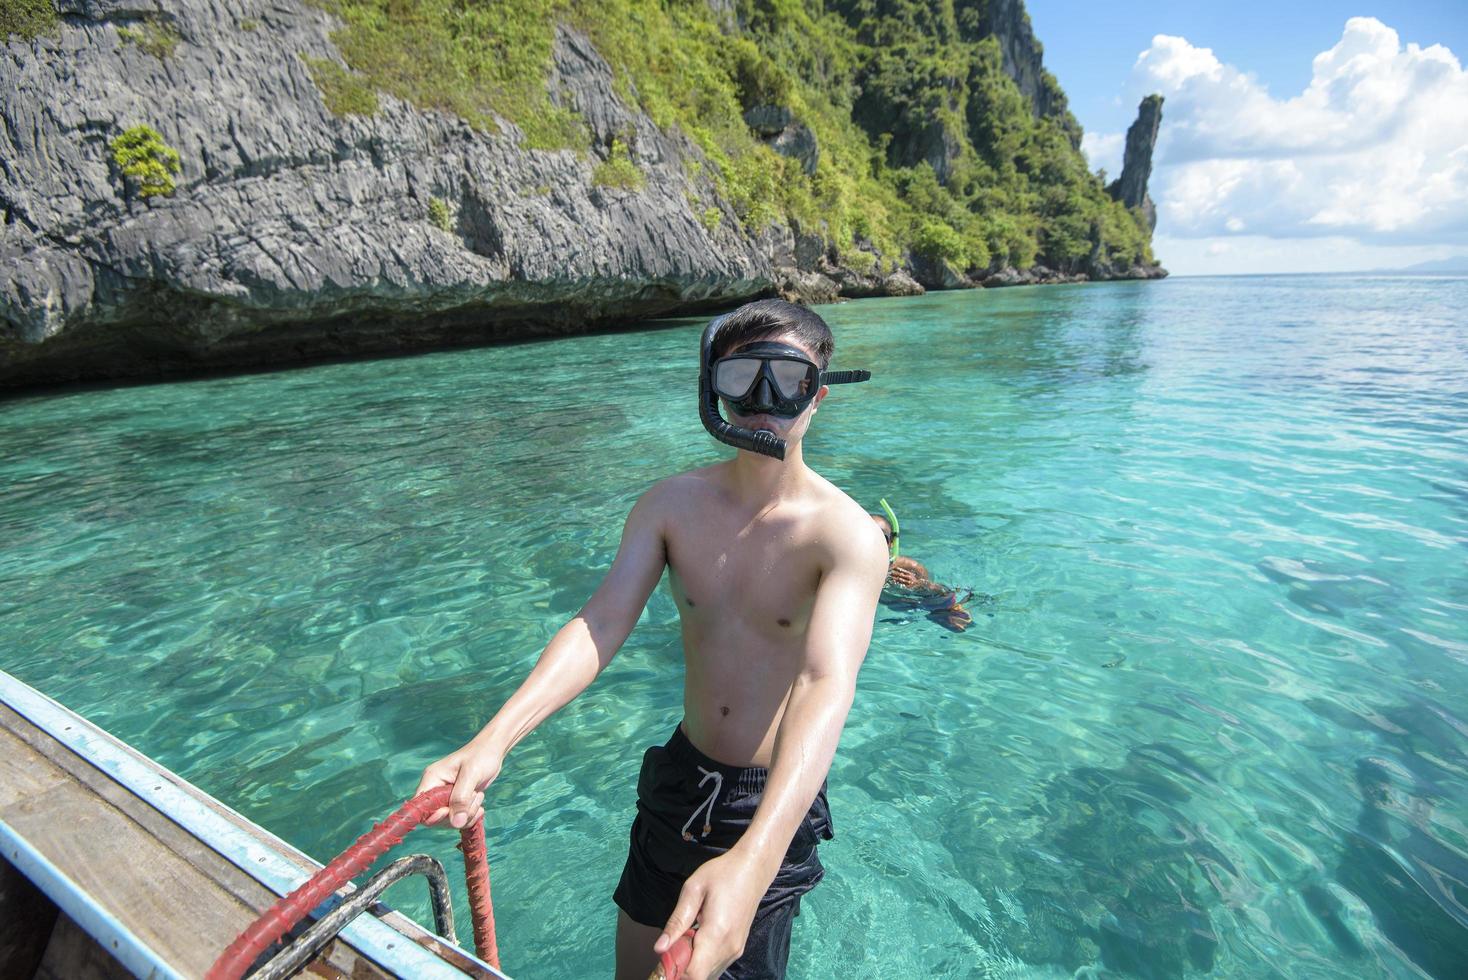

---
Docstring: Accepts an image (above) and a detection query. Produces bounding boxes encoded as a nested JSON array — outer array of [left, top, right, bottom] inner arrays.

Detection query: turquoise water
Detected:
[[3, 276, 1466, 978]]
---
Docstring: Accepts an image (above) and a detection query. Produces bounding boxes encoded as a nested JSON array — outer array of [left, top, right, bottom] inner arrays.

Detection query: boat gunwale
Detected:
[[0, 668, 508, 980]]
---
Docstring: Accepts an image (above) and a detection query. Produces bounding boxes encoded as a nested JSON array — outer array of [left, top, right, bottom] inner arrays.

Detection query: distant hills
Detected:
[[1379, 256, 1468, 274]]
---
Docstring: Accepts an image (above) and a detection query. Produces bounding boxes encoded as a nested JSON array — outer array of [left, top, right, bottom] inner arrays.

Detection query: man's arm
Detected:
[[416, 485, 670, 828], [655, 516, 887, 977]]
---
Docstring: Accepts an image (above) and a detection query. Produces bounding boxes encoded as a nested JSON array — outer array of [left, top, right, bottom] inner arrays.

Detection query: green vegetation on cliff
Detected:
[[302, 55, 379, 116], [308, 0, 1154, 275], [0, 0, 57, 40], [117, 15, 181, 59], [110, 125, 182, 198], [592, 136, 645, 190], [427, 196, 454, 233], [305, 0, 586, 148]]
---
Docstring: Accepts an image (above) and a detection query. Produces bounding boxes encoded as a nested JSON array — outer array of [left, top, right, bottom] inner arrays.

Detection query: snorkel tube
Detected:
[[879, 497, 900, 559], [700, 315, 787, 460]]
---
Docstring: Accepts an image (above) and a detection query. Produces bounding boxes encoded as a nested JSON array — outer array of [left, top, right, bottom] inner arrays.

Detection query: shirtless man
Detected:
[[416, 299, 887, 979]]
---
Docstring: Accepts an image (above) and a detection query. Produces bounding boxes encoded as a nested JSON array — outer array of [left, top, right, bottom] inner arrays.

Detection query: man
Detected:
[[869, 512, 972, 632], [416, 299, 887, 979], [869, 511, 928, 590]]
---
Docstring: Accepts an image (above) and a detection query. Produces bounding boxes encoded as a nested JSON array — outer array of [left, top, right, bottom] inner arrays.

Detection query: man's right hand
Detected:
[[415, 740, 503, 828]]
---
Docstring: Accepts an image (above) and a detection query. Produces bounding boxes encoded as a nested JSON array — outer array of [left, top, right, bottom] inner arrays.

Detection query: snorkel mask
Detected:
[[699, 314, 872, 460]]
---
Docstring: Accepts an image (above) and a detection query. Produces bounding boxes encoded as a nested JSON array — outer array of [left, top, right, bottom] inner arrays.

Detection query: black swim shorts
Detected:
[[613, 725, 835, 979]]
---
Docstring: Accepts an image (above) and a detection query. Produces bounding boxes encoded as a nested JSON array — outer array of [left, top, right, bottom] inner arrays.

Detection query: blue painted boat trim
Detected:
[[0, 670, 508, 980], [0, 818, 183, 979]]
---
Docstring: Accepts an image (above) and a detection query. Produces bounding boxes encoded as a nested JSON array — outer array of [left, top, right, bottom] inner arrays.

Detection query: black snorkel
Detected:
[[699, 314, 872, 460], [700, 315, 785, 458]]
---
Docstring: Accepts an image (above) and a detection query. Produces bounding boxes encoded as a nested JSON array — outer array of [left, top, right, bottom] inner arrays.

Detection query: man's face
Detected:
[[720, 332, 828, 446]]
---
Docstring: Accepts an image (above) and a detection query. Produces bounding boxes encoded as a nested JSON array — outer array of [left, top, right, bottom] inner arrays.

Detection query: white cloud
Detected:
[[1128, 18, 1468, 246], [1081, 131, 1124, 179]]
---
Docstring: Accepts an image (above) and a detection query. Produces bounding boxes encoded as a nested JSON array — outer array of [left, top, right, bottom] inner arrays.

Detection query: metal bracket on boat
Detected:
[[251, 854, 457, 980]]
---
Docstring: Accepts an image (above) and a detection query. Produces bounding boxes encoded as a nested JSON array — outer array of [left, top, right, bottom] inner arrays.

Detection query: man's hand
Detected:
[[415, 739, 502, 828], [654, 849, 772, 980], [887, 564, 922, 589], [887, 556, 937, 593]]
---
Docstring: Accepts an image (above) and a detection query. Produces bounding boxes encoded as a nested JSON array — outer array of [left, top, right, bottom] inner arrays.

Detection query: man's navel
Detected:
[[777, 618, 791, 627], [721, 706, 730, 717]]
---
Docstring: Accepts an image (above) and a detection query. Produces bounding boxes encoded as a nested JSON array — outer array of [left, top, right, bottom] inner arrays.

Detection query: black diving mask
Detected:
[[712, 342, 824, 419], [699, 316, 871, 460]]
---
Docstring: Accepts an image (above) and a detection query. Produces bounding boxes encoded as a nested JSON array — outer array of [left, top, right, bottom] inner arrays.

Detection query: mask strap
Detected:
[[820, 370, 871, 385]]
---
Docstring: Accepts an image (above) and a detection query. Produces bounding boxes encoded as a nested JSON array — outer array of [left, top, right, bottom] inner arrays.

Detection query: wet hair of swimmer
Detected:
[[710, 298, 834, 368]]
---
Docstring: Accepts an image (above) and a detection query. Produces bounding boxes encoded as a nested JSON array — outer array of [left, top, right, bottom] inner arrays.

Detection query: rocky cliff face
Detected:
[[1, 1, 790, 384], [1107, 95, 1163, 233], [0, 0, 1162, 389], [964, 0, 1079, 145], [969, 0, 1048, 115]]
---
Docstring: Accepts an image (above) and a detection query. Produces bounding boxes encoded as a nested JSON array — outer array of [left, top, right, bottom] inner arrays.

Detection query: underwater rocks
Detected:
[[971, 741, 1221, 978]]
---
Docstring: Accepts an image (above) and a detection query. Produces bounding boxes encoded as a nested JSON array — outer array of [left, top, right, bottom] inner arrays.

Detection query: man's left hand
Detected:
[[654, 848, 772, 980]]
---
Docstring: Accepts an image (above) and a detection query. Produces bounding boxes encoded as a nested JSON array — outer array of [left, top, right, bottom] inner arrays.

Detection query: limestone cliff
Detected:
[[1108, 95, 1163, 234], [965, 0, 1080, 146], [1, 2, 785, 385], [1, 0, 1164, 389]]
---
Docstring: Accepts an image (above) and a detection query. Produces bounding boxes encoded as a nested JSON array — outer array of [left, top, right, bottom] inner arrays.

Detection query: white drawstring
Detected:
[[680, 766, 724, 841]]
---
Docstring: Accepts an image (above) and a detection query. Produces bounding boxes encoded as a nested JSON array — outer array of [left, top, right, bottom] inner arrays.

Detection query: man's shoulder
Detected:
[[638, 464, 725, 511], [805, 472, 867, 522], [805, 477, 888, 564]]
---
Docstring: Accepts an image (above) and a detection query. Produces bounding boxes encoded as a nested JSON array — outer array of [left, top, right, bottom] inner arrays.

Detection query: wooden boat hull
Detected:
[[0, 670, 509, 980]]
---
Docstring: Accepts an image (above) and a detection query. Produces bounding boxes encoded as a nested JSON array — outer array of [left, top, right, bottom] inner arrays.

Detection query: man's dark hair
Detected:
[[712, 299, 835, 368]]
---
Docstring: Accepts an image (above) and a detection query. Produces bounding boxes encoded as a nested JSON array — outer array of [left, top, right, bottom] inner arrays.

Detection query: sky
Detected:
[[1027, 1, 1468, 275]]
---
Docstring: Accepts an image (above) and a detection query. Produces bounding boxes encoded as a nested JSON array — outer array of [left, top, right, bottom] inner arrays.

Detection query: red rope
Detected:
[[653, 928, 696, 980], [207, 787, 499, 979], [458, 807, 499, 968]]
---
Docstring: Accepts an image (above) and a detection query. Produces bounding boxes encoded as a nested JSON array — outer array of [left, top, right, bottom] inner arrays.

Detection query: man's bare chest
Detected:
[[663, 518, 823, 635]]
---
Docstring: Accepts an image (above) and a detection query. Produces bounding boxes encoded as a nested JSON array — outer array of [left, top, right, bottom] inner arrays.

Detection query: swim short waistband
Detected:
[[668, 724, 769, 798]]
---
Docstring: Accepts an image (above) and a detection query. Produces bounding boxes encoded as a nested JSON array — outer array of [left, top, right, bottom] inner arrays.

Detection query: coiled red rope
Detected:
[[207, 787, 498, 979]]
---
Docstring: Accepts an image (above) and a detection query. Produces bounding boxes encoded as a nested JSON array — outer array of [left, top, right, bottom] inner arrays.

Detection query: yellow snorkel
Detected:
[[878, 497, 900, 560]]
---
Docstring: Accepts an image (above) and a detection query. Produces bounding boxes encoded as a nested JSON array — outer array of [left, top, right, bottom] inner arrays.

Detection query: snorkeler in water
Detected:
[[869, 501, 973, 632]]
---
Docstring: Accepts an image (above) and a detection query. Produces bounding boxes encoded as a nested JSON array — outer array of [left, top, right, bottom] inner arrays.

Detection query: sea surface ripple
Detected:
[[2, 274, 1465, 978]]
